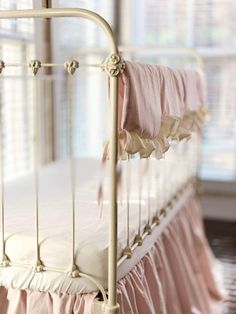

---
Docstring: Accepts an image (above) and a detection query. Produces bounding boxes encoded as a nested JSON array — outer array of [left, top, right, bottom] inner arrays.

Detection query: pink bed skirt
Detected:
[[0, 196, 224, 314]]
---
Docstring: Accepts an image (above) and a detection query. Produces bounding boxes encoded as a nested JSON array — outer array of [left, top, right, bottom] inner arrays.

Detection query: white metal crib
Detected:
[[0, 7, 206, 314]]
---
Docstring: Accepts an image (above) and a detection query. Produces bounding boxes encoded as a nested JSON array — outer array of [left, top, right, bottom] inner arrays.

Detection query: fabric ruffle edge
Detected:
[[103, 105, 208, 160]]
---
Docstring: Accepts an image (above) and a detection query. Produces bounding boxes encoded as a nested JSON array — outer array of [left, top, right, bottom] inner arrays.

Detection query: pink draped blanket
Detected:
[[116, 61, 207, 158], [120, 61, 205, 138], [0, 195, 224, 314]]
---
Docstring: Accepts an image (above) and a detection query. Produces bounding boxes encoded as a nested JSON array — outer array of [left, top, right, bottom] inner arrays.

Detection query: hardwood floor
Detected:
[[204, 219, 236, 314]]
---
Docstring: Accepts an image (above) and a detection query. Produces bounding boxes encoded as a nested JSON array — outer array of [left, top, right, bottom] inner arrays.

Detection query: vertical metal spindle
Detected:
[[134, 157, 143, 246], [122, 154, 132, 258], [144, 158, 151, 234], [29, 59, 44, 272], [0, 65, 10, 266], [65, 60, 80, 278]]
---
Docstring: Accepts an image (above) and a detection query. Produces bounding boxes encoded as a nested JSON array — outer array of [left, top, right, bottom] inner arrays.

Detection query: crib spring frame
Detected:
[[0, 8, 123, 314]]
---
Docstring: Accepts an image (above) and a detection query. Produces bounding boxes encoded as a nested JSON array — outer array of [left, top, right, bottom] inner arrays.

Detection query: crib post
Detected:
[[107, 75, 120, 314], [0, 8, 124, 313], [101, 53, 125, 314]]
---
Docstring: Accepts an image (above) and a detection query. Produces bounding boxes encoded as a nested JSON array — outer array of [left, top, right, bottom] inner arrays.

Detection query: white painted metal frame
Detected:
[[0, 8, 122, 314], [70, 45, 204, 70], [0, 8, 206, 313]]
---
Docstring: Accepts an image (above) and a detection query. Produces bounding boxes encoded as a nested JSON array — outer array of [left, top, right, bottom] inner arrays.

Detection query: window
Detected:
[[1, 0, 236, 184], [51, 0, 115, 159], [121, 0, 236, 183], [0, 0, 35, 180]]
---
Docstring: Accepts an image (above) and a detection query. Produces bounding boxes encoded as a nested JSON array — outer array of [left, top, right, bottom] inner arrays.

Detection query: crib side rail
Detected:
[[0, 8, 121, 314]]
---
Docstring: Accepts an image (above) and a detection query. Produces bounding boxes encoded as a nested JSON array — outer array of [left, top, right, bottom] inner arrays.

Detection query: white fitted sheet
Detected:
[[0, 152, 192, 294]]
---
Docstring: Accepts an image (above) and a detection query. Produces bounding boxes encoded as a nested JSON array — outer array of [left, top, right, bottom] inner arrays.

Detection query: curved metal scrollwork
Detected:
[[101, 53, 125, 77]]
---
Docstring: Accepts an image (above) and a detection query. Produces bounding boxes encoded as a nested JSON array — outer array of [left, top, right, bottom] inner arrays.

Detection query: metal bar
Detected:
[[120, 45, 205, 69], [65, 73, 79, 278], [122, 154, 132, 258], [71, 45, 205, 69], [117, 179, 193, 267], [2, 62, 101, 68], [126, 155, 130, 247], [0, 98, 9, 266], [145, 158, 152, 234], [0, 9, 118, 53], [33, 76, 44, 273], [0, 8, 120, 312], [8, 260, 107, 303], [108, 76, 119, 311]]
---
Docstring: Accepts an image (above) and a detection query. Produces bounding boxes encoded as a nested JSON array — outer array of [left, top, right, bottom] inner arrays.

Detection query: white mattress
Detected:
[[0, 149, 193, 294]]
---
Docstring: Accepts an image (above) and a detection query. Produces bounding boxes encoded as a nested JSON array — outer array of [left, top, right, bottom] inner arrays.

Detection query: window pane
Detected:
[[124, 0, 236, 182], [51, 0, 115, 159], [0, 0, 35, 180]]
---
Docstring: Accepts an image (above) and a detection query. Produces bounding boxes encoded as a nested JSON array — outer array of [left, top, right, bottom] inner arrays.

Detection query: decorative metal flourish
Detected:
[[33, 259, 44, 273], [29, 60, 41, 75], [101, 53, 125, 77], [0, 61, 5, 74], [66, 264, 80, 278], [0, 254, 10, 267], [64, 60, 79, 75]]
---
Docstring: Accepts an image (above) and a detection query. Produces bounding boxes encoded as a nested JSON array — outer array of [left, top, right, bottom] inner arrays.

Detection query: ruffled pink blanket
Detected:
[[0, 196, 224, 314], [116, 61, 207, 158]]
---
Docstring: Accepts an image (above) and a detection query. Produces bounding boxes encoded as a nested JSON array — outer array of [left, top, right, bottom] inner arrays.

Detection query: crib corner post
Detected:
[[93, 299, 120, 314], [108, 74, 119, 313], [103, 304, 120, 314], [104, 53, 125, 314]]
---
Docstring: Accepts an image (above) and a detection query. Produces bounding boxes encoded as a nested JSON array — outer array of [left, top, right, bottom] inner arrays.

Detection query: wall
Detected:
[[201, 181, 236, 221]]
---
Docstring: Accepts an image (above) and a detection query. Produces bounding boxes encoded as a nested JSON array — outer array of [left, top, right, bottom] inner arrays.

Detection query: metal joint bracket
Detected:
[[122, 246, 132, 258], [32, 259, 44, 272], [0, 61, 5, 74], [29, 60, 41, 75], [144, 224, 152, 235], [103, 304, 120, 314], [101, 53, 125, 77], [64, 60, 79, 75], [66, 264, 80, 278], [0, 254, 10, 267], [159, 207, 167, 217], [134, 234, 143, 246], [153, 216, 160, 225]]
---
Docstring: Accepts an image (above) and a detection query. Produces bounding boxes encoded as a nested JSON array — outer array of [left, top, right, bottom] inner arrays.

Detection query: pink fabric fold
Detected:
[[0, 196, 224, 314], [117, 196, 224, 314], [121, 61, 163, 138], [120, 61, 205, 139], [0, 287, 97, 314]]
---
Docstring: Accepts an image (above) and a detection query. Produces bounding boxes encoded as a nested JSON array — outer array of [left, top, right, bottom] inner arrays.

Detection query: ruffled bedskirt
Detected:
[[0, 197, 224, 314], [117, 197, 224, 314]]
